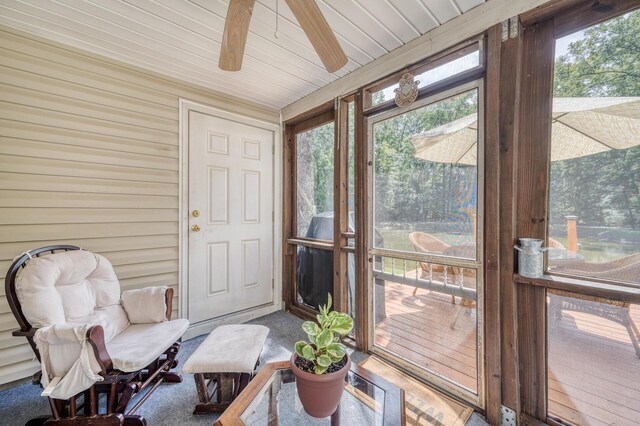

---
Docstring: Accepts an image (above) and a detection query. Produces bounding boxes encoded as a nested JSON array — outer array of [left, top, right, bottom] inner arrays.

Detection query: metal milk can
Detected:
[[514, 238, 549, 278]]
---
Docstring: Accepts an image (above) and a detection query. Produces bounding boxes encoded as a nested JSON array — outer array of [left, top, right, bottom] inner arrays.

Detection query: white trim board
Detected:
[[281, 0, 551, 121], [178, 99, 283, 333]]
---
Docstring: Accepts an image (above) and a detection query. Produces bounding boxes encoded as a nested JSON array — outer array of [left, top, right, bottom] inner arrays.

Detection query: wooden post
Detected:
[[514, 18, 555, 422], [497, 21, 523, 417], [354, 90, 369, 351], [333, 97, 351, 314], [483, 23, 503, 426], [565, 215, 578, 252]]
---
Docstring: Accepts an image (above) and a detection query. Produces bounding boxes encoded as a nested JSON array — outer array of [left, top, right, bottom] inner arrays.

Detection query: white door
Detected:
[[188, 111, 274, 323]]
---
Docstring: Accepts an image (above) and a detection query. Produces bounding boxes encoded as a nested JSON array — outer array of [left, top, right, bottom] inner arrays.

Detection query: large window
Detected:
[[547, 11, 640, 287], [546, 10, 640, 425], [296, 122, 335, 240]]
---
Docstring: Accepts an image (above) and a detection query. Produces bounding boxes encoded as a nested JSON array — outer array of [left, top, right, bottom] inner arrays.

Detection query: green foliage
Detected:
[[373, 91, 478, 226], [297, 123, 335, 218], [294, 294, 353, 375], [554, 12, 640, 97], [550, 11, 640, 230]]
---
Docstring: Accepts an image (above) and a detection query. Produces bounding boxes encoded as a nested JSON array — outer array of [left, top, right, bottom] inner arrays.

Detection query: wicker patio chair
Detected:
[[548, 237, 566, 249], [409, 232, 451, 299], [408, 232, 476, 307], [549, 253, 640, 358]]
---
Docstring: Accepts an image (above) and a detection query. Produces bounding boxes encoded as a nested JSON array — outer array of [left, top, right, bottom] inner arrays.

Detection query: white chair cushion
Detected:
[[182, 325, 269, 374], [121, 286, 168, 324], [68, 305, 130, 343], [106, 319, 189, 372], [16, 250, 123, 327]]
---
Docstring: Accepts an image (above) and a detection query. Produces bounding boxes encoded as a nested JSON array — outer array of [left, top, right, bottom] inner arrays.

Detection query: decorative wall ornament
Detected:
[[394, 73, 419, 108]]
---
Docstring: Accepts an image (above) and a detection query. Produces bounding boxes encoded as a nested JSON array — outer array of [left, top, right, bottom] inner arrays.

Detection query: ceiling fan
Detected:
[[219, 0, 348, 73]]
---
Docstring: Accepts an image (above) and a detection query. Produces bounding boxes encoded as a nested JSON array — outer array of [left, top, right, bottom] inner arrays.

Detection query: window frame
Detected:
[[282, 104, 333, 319], [362, 36, 485, 115]]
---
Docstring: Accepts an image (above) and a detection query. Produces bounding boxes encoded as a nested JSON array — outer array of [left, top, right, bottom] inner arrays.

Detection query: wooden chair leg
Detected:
[[219, 373, 233, 403], [194, 373, 210, 404], [116, 383, 138, 414], [193, 372, 254, 414]]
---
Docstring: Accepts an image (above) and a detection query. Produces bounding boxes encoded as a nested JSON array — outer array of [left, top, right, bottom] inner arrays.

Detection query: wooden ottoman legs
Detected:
[[193, 372, 252, 414]]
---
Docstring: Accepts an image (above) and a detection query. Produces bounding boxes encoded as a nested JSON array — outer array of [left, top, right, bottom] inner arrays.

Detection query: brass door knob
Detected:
[[192, 210, 200, 217], [191, 224, 201, 232]]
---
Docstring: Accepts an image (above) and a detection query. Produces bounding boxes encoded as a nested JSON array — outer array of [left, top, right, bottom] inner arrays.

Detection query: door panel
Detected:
[[367, 82, 484, 406], [188, 111, 274, 323]]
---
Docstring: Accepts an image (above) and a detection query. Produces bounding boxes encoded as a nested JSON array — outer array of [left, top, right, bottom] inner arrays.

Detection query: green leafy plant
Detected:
[[294, 294, 354, 375]]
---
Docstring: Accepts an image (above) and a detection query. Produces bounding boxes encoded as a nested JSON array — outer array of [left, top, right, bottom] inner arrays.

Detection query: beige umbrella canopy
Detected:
[[411, 97, 640, 165]]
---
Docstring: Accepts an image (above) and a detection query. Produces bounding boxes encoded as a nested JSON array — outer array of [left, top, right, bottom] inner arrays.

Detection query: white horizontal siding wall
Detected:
[[0, 26, 279, 386]]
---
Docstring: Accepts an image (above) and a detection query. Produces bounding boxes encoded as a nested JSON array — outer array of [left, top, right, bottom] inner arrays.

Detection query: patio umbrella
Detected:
[[411, 97, 640, 165]]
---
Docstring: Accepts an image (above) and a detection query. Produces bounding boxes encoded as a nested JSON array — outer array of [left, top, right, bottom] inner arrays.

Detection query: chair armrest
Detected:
[[34, 324, 109, 399], [86, 325, 113, 374], [121, 286, 172, 324], [165, 287, 174, 321], [12, 328, 38, 337]]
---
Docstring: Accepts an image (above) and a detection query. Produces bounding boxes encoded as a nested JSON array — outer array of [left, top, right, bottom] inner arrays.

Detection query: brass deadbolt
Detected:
[[192, 210, 200, 217]]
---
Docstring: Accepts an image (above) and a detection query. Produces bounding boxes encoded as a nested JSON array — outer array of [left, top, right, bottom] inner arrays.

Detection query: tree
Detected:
[[554, 12, 640, 97], [551, 11, 640, 229]]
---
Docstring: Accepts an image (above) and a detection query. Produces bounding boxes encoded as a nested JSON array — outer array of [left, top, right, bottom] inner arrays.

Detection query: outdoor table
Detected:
[[214, 361, 405, 426]]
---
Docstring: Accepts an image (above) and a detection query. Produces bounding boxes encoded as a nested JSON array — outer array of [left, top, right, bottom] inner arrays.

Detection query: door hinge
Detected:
[[502, 17, 519, 41], [272, 211, 275, 222]]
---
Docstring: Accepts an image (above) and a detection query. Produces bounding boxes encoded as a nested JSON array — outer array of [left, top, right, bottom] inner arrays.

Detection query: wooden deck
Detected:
[[374, 279, 478, 393], [374, 276, 640, 425], [548, 301, 640, 426]]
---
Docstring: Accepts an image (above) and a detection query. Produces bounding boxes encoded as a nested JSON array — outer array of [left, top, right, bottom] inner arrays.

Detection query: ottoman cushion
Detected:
[[182, 324, 269, 374]]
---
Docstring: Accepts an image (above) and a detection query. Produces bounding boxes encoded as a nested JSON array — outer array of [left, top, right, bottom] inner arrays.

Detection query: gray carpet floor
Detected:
[[0, 311, 487, 426]]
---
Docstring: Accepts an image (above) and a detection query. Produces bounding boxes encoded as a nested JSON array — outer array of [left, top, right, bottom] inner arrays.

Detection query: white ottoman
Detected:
[[182, 324, 269, 414]]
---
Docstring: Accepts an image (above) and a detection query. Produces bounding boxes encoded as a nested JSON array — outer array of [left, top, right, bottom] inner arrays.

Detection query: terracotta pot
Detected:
[[290, 353, 351, 418]]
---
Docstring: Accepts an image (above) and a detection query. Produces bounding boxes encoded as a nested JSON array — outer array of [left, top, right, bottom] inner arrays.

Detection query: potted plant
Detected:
[[290, 294, 354, 418]]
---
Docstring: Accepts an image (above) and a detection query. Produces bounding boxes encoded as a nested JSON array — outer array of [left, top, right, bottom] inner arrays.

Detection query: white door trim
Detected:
[[178, 99, 282, 329]]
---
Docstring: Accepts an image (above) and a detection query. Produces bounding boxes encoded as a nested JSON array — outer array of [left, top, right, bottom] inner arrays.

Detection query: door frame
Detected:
[[365, 79, 486, 408], [178, 99, 282, 336]]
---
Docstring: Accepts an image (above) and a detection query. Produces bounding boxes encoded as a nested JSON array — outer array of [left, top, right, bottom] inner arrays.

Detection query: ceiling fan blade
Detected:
[[285, 0, 347, 73], [219, 0, 256, 71]]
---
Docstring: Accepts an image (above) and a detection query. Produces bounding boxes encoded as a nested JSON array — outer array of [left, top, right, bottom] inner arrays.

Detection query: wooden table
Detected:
[[215, 360, 405, 425]]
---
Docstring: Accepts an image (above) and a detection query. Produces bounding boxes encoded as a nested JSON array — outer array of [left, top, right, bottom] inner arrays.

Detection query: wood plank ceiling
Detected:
[[0, 0, 485, 109]]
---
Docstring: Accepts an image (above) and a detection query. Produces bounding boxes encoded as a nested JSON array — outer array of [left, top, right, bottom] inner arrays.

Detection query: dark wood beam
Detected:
[[515, 18, 555, 422], [484, 25, 502, 426], [354, 90, 369, 351], [497, 21, 524, 416], [333, 97, 351, 314]]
